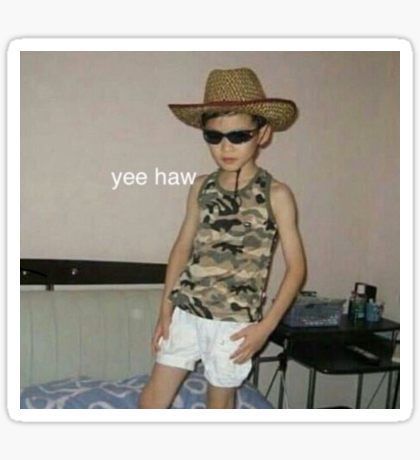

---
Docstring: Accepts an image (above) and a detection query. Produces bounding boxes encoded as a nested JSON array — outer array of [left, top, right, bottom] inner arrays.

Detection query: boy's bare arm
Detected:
[[260, 181, 306, 332], [159, 174, 207, 315], [229, 181, 306, 364]]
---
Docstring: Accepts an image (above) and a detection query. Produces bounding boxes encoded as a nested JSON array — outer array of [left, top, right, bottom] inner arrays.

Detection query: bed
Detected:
[[20, 258, 273, 409]]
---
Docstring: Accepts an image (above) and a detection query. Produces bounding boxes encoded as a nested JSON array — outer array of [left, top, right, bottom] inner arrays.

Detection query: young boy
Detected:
[[138, 67, 306, 409]]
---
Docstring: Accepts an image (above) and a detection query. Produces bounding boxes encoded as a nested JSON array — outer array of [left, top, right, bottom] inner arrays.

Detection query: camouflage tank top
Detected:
[[168, 166, 279, 323]]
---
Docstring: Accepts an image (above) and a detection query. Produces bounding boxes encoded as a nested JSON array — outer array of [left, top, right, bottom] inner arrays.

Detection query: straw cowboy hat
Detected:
[[168, 67, 298, 132]]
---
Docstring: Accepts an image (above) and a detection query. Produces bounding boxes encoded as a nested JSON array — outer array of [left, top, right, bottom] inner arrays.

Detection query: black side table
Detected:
[[252, 316, 400, 409]]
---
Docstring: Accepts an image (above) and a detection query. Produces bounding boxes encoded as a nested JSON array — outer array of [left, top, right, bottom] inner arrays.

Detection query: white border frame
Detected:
[[7, 37, 413, 423]]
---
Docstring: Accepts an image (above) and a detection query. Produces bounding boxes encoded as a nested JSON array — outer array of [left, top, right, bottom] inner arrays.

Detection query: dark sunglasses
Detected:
[[202, 128, 259, 145]]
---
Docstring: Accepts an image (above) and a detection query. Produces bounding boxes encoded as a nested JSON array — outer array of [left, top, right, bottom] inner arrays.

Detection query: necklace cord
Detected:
[[234, 167, 241, 199]]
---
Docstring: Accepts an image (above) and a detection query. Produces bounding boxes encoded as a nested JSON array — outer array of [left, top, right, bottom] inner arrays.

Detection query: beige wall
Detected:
[[21, 51, 400, 408]]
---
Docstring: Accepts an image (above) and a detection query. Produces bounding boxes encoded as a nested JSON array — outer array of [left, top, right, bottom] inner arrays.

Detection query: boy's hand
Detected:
[[151, 310, 173, 355], [229, 322, 272, 364]]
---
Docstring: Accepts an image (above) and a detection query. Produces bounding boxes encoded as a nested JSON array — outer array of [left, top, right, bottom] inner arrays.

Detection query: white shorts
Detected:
[[155, 307, 253, 388]]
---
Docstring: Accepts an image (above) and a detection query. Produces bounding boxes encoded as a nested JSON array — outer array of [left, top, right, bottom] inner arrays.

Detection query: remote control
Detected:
[[346, 345, 381, 364]]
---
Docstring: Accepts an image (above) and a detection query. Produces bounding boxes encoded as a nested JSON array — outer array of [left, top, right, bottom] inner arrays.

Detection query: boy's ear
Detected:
[[258, 124, 273, 146]]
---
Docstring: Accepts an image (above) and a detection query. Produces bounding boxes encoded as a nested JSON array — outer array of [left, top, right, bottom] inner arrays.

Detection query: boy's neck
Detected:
[[220, 164, 259, 181], [218, 163, 259, 184]]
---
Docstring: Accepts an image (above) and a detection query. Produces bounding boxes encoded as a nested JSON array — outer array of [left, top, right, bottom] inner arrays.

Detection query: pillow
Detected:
[[21, 368, 273, 409]]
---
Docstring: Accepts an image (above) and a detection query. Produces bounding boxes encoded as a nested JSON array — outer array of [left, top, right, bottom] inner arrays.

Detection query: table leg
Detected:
[[386, 370, 394, 409], [356, 374, 364, 408], [387, 330, 399, 409], [278, 370, 284, 409], [307, 369, 317, 408], [277, 351, 289, 409]]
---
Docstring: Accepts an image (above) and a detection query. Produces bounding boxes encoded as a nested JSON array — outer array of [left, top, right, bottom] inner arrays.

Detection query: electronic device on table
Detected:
[[281, 291, 346, 327]]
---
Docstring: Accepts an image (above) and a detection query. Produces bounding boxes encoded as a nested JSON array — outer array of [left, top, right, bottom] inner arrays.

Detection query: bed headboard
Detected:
[[20, 258, 167, 289], [20, 259, 168, 388]]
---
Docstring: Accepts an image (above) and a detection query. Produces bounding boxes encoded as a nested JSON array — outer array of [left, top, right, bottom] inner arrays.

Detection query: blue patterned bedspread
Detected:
[[20, 369, 273, 409]]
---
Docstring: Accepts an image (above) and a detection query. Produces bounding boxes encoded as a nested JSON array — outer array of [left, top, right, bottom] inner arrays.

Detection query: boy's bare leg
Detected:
[[138, 362, 190, 409], [207, 384, 237, 409]]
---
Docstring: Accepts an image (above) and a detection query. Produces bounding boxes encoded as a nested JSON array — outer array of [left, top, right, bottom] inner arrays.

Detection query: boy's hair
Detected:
[[201, 111, 268, 130]]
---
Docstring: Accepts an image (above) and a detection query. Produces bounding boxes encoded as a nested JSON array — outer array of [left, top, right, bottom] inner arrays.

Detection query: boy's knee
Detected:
[[207, 399, 235, 409], [206, 385, 236, 409], [138, 384, 171, 409]]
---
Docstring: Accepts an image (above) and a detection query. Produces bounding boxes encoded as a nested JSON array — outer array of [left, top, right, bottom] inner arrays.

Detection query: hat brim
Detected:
[[168, 98, 298, 132]]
